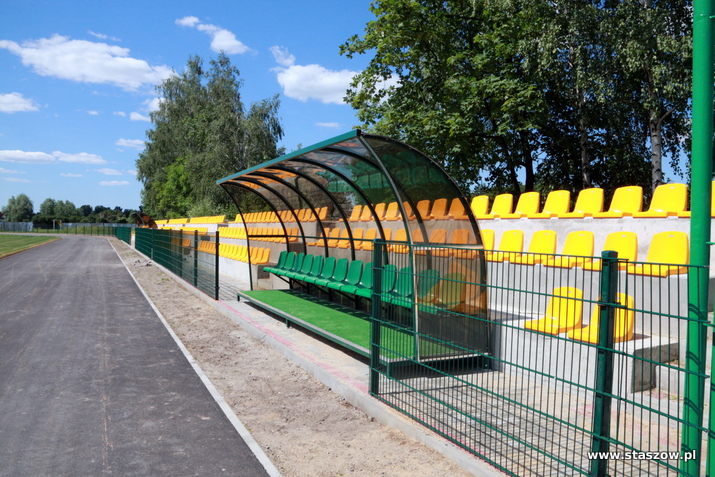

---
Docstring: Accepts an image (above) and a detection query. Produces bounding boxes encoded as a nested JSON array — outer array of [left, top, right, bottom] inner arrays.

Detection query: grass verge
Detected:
[[0, 234, 60, 259]]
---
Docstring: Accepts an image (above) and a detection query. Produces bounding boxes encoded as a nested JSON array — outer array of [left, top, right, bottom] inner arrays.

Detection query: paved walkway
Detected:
[[0, 235, 275, 476]]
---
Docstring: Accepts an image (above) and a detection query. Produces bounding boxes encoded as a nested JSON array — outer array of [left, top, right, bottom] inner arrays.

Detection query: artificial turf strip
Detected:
[[241, 289, 417, 360], [0, 235, 60, 259]]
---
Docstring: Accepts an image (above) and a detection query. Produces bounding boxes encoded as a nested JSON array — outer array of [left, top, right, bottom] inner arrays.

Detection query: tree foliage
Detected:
[[2, 194, 34, 222], [137, 54, 285, 219], [341, 0, 691, 198]]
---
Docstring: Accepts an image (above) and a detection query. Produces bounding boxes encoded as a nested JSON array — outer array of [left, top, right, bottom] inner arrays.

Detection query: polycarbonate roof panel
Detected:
[[217, 130, 480, 246]]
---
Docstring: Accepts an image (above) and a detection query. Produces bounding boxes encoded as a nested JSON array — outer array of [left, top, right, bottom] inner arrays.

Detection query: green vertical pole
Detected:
[[687, 1, 713, 475], [214, 230, 220, 300], [590, 251, 619, 477], [369, 240, 385, 395], [193, 230, 198, 288]]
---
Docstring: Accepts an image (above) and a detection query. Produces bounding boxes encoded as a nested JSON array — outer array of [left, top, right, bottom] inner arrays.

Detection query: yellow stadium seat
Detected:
[[471, 195, 490, 218], [326, 228, 344, 248], [444, 198, 468, 220], [582, 232, 637, 271], [626, 231, 689, 277], [594, 186, 643, 218], [389, 228, 409, 253], [362, 228, 391, 251], [525, 287, 583, 334], [487, 194, 513, 219], [632, 183, 687, 218], [338, 228, 364, 249], [486, 230, 524, 262], [509, 230, 558, 265], [346, 205, 362, 222], [383, 202, 400, 221], [558, 188, 604, 218], [568, 293, 635, 344], [415, 200, 432, 220], [356, 228, 378, 250], [543, 231, 594, 268], [480, 229, 495, 251], [425, 198, 449, 220], [500, 192, 540, 219], [527, 190, 571, 219]]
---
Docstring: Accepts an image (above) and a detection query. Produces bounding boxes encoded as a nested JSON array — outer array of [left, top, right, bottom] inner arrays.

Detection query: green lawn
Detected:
[[0, 234, 60, 258]]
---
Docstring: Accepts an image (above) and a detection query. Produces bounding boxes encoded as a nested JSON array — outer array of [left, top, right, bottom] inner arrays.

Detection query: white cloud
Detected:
[[0, 35, 174, 90], [176, 17, 251, 55], [4, 177, 31, 183], [0, 92, 39, 113], [95, 167, 122, 175], [113, 111, 126, 117], [0, 150, 107, 164], [60, 173, 82, 177], [270, 46, 356, 104], [144, 97, 162, 112], [88, 31, 120, 42], [316, 122, 341, 128], [175, 16, 200, 27], [53, 151, 106, 164], [130, 112, 150, 122], [0, 150, 56, 163], [115, 138, 145, 150], [87, 110, 99, 115], [99, 180, 129, 186], [0, 167, 25, 173], [126, 169, 137, 176]]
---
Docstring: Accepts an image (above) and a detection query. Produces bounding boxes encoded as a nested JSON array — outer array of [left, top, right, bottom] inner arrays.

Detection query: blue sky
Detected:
[[0, 0, 375, 213]]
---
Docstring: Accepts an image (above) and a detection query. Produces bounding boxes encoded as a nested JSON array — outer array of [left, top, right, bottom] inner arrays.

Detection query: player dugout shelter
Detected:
[[216, 130, 488, 359]]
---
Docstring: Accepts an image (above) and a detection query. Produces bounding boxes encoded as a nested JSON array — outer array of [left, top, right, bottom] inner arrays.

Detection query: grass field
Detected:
[[0, 234, 60, 259]]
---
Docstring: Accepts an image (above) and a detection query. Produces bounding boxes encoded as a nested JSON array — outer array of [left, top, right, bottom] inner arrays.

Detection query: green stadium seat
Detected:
[[305, 257, 336, 285]]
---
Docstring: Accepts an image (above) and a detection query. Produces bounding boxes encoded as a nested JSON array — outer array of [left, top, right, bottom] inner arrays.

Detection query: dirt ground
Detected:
[[110, 238, 479, 477]]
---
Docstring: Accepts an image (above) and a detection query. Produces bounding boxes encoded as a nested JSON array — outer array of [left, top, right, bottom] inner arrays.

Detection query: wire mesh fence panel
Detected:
[[369, 241, 706, 477], [135, 228, 219, 299]]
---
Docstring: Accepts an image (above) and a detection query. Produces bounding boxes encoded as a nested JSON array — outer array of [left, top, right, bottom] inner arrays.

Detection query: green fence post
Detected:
[[688, 1, 713, 475], [193, 230, 198, 287], [178, 229, 183, 279], [369, 239, 385, 395], [590, 250, 619, 477], [214, 230, 220, 300]]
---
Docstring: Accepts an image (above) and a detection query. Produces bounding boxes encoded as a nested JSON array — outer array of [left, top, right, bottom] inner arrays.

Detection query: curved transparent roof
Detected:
[[217, 130, 482, 253]]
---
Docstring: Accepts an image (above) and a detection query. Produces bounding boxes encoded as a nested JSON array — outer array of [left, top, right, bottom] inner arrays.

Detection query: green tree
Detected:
[[342, 0, 691, 197], [2, 194, 34, 222], [54, 200, 78, 222], [137, 53, 285, 218]]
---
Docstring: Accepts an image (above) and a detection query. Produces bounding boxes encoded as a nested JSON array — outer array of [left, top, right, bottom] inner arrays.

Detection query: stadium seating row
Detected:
[[154, 181, 706, 227], [220, 226, 300, 242], [482, 229, 689, 276], [473, 183, 697, 219]]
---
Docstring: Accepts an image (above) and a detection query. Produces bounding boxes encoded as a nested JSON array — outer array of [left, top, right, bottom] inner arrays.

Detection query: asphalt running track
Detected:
[[0, 235, 276, 476]]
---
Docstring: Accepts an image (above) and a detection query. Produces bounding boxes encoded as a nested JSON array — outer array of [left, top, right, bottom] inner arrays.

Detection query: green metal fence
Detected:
[[114, 226, 131, 244], [134, 228, 219, 299], [0, 222, 133, 235], [368, 240, 707, 476]]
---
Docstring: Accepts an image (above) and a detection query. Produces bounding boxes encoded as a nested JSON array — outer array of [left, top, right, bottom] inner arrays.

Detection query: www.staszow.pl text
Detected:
[[588, 451, 696, 462]]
